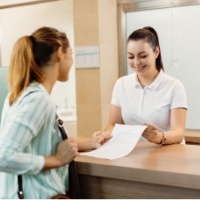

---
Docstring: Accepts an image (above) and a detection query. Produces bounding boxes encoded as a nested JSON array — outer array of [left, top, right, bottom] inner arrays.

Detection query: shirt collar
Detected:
[[133, 70, 164, 90], [133, 73, 141, 88]]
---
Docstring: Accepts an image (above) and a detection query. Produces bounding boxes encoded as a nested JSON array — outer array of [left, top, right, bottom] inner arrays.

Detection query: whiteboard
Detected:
[[126, 5, 200, 129]]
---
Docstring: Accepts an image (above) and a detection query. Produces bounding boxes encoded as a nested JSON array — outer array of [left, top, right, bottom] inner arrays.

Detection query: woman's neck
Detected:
[[137, 70, 159, 88], [41, 64, 58, 94]]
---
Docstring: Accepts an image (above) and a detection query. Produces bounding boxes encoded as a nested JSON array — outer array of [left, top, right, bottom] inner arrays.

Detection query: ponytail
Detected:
[[8, 26, 69, 105], [143, 26, 164, 71], [8, 36, 44, 105]]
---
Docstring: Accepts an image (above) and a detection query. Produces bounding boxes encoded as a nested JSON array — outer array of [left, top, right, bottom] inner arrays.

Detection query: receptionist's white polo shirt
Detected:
[[111, 70, 188, 132]]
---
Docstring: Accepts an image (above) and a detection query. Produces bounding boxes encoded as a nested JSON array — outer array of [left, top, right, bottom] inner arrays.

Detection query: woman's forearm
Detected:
[[43, 155, 63, 170], [163, 128, 185, 144]]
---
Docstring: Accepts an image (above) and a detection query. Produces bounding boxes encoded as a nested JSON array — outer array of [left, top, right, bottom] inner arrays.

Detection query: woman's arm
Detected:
[[105, 104, 124, 132], [0, 91, 79, 174], [165, 108, 187, 144], [91, 105, 124, 141], [43, 137, 78, 170], [143, 108, 187, 144], [79, 104, 124, 152]]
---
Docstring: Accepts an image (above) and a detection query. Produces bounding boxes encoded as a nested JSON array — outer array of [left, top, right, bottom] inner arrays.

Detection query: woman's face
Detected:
[[58, 46, 73, 82], [127, 39, 159, 77]]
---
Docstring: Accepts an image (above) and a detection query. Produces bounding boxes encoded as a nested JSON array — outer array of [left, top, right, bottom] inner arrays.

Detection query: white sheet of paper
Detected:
[[81, 124, 147, 160]]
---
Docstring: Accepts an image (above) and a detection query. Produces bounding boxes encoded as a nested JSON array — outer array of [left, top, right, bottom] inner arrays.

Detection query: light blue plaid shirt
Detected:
[[0, 82, 69, 198]]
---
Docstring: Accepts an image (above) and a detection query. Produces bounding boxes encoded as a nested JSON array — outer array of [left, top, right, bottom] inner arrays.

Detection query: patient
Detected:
[[92, 26, 188, 145], [0, 26, 110, 198]]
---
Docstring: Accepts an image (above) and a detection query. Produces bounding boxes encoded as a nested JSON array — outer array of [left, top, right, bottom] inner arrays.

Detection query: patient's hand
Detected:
[[92, 131, 112, 146], [76, 132, 112, 152]]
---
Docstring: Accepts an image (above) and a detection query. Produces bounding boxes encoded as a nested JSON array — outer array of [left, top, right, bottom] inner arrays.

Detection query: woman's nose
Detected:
[[134, 57, 141, 66]]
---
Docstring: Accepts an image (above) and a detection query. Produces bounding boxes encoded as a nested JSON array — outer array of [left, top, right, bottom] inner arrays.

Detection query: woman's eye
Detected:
[[128, 56, 134, 59], [140, 55, 147, 58]]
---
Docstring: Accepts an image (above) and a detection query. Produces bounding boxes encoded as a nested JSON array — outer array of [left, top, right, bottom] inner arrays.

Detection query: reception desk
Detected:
[[75, 142, 200, 199], [185, 130, 200, 145]]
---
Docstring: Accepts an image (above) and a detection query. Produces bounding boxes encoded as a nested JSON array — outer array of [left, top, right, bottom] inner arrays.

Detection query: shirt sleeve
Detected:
[[0, 91, 52, 175], [171, 80, 188, 110]]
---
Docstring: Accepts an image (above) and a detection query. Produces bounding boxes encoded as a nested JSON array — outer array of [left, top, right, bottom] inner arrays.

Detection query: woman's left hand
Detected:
[[142, 123, 163, 144]]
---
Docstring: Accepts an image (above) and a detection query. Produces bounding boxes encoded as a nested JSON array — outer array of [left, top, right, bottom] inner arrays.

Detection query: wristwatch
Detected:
[[158, 131, 166, 145]]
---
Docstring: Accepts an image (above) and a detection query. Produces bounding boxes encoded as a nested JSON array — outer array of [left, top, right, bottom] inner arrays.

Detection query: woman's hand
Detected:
[[142, 123, 163, 144], [92, 131, 112, 147], [77, 131, 112, 152], [55, 137, 78, 166]]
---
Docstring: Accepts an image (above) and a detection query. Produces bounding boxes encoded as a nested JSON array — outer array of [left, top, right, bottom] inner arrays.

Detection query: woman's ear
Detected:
[[154, 46, 160, 58], [57, 46, 63, 61]]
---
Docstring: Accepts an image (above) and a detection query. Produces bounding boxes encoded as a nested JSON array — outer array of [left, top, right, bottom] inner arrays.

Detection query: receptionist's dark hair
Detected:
[[127, 26, 164, 72]]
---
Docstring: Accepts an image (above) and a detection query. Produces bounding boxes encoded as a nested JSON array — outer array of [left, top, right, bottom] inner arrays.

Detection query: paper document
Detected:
[[81, 124, 147, 160]]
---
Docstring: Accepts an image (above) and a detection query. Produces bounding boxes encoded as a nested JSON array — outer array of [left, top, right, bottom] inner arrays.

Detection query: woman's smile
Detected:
[[133, 65, 146, 72]]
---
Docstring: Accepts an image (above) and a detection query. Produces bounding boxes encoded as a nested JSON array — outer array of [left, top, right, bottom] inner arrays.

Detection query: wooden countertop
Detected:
[[75, 142, 200, 190], [185, 129, 200, 144]]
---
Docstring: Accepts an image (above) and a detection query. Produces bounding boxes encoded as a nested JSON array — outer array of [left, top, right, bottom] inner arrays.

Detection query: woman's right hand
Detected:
[[55, 138, 78, 166], [92, 131, 112, 145]]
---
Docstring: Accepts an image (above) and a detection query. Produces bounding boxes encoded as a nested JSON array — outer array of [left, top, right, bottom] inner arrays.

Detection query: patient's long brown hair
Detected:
[[8, 27, 69, 105]]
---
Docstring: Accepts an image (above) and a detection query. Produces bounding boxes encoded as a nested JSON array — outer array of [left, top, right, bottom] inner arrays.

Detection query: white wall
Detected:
[[126, 5, 200, 129], [0, 0, 76, 110]]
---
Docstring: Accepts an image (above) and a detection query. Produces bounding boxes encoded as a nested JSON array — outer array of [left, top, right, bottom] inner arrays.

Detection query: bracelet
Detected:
[[157, 131, 166, 145]]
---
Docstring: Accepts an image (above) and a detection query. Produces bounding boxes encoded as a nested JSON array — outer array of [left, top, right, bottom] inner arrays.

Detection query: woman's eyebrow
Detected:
[[127, 52, 133, 55], [138, 51, 146, 55], [127, 51, 147, 55]]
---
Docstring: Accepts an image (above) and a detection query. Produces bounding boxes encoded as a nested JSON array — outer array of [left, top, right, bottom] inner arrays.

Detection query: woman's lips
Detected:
[[134, 65, 146, 72]]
